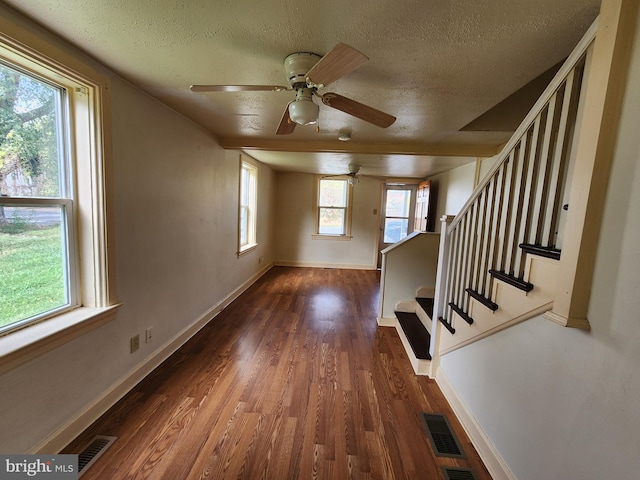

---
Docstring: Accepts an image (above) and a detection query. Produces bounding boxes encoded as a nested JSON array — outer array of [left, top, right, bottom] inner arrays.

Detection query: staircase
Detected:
[[432, 25, 592, 354], [381, 20, 598, 373]]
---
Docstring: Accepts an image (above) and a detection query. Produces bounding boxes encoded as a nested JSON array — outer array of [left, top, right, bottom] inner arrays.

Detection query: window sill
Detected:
[[238, 243, 258, 257], [311, 234, 353, 241], [0, 304, 122, 375]]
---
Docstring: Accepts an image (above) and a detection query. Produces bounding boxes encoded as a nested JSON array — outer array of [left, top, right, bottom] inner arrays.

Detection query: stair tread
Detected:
[[519, 243, 561, 260], [416, 297, 434, 318], [488, 269, 534, 292], [395, 311, 432, 360], [465, 288, 499, 311]]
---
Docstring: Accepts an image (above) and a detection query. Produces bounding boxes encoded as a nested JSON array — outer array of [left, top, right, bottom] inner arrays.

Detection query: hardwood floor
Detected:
[[64, 267, 492, 479]]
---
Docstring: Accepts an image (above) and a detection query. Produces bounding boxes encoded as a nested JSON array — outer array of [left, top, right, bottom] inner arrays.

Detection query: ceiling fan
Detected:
[[190, 43, 396, 135], [322, 164, 382, 185]]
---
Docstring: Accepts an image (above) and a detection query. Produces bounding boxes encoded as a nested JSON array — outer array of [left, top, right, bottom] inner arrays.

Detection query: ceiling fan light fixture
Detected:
[[338, 130, 351, 141], [289, 87, 319, 125], [289, 98, 319, 125]]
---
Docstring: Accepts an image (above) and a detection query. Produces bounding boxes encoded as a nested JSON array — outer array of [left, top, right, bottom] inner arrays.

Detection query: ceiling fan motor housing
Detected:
[[284, 52, 321, 87]]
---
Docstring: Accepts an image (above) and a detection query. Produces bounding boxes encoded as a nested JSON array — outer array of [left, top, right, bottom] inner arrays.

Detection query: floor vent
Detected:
[[421, 413, 466, 458], [442, 467, 477, 480], [78, 435, 117, 476]]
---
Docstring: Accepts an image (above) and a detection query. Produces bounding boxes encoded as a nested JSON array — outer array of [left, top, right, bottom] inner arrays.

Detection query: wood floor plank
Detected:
[[64, 267, 492, 479]]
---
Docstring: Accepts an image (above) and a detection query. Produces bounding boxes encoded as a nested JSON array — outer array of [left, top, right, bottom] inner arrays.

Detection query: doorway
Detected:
[[377, 183, 417, 267]]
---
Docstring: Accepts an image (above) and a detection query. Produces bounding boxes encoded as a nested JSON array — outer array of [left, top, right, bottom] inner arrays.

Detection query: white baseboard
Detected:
[[435, 368, 515, 480], [32, 263, 274, 454], [274, 260, 377, 270], [377, 316, 396, 327]]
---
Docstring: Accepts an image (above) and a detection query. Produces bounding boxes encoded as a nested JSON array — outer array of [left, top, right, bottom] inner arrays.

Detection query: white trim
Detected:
[[310, 234, 353, 241], [0, 305, 121, 375], [31, 263, 274, 454], [376, 316, 396, 327], [238, 156, 258, 254], [314, 175, 354, 237], [435, 368, 516, 480], [274, 260, 376, 270]]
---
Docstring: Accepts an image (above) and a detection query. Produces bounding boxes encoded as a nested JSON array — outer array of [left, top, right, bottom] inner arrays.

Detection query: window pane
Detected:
[[319, 179, 347, 207], [384, 218, 409, 243], [318, 207, 345, 235], [0, 62, 63, 198], [0, 205, 68, 330], [385, 189, 411, 217], [239, 161, 257, 250], [240, 205, 248, 246]]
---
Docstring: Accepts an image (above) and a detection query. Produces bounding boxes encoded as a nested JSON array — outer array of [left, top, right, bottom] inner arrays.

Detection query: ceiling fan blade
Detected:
[[321, 92, 396, 128], [305, 43, 369, 87], [276, 103, 296, 135], [190, 84, 289, 92]]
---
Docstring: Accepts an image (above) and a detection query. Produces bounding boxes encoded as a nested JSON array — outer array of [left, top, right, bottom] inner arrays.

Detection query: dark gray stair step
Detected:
[[394, 311, 432, 360], [489, 269, 534, 292], [519, 243, 561, 260], [465, 289, 498, 311], [416, 297, 434, 318]]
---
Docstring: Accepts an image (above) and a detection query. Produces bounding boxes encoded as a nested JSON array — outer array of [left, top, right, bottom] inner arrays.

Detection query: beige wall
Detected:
[[430, 162, 477, 232], [0, 5, 275, 453], [274, 172, 382, 269]]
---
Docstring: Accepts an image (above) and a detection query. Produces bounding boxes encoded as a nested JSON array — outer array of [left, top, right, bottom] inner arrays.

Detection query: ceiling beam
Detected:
[[218, 137, 501, 157]]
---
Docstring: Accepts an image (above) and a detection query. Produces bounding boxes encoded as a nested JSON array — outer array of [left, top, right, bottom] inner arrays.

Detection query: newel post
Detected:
[[429, 215, 455, 376]]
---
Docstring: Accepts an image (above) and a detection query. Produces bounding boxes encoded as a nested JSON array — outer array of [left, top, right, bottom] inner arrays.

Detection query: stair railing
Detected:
[[434, 21, 597, 334]]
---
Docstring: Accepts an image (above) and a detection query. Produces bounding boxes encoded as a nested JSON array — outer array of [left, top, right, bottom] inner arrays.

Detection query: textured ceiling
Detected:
[[3, 0, 600, 178]]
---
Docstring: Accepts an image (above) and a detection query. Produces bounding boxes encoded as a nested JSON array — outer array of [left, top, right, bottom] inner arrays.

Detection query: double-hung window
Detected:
[[0, 61, 76, 333], [0, 29, 115, 365], [238, 157, 257, 254], [315, 177, 352, 237]]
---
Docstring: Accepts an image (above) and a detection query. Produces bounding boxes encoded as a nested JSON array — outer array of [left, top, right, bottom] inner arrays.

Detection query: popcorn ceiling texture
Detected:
[[3, 0, 600, 175]]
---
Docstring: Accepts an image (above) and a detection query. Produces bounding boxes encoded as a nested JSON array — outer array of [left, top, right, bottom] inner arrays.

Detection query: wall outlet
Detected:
[[145, 327, 153, 343], [130, 334, 140, 353], [259, 256, 264, 263]]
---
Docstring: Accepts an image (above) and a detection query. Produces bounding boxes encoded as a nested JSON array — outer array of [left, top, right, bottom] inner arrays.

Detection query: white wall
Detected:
[[439, 9, 640, 480], [430, 162, 477, 232], [379, 232, 440, 319], [274, 172, 381, 269], [0, 7, 275, 453]]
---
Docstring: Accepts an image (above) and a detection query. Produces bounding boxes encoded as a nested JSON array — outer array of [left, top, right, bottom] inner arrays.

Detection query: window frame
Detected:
[[0, 61, 80, 334], [313, 176, 353, 240], [0, 27, 118, 372], [238, 155, 258, 256], [381, 183, 417, 244]]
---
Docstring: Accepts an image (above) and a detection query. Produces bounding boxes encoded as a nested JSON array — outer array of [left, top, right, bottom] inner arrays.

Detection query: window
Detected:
[[0, 30, 116, 366], [315, 177, 352, 237], [382, 185, 416, 243], [238, 157, 257, 254], [0, 61, 75, 333]]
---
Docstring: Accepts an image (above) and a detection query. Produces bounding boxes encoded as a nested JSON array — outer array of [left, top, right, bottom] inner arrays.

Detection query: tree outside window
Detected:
[[317, 178, 350, 236], [0, 61, 73, 332]]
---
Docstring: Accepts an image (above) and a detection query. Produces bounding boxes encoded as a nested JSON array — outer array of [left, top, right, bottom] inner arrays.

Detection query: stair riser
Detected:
[[395, 324, 432, 375]]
